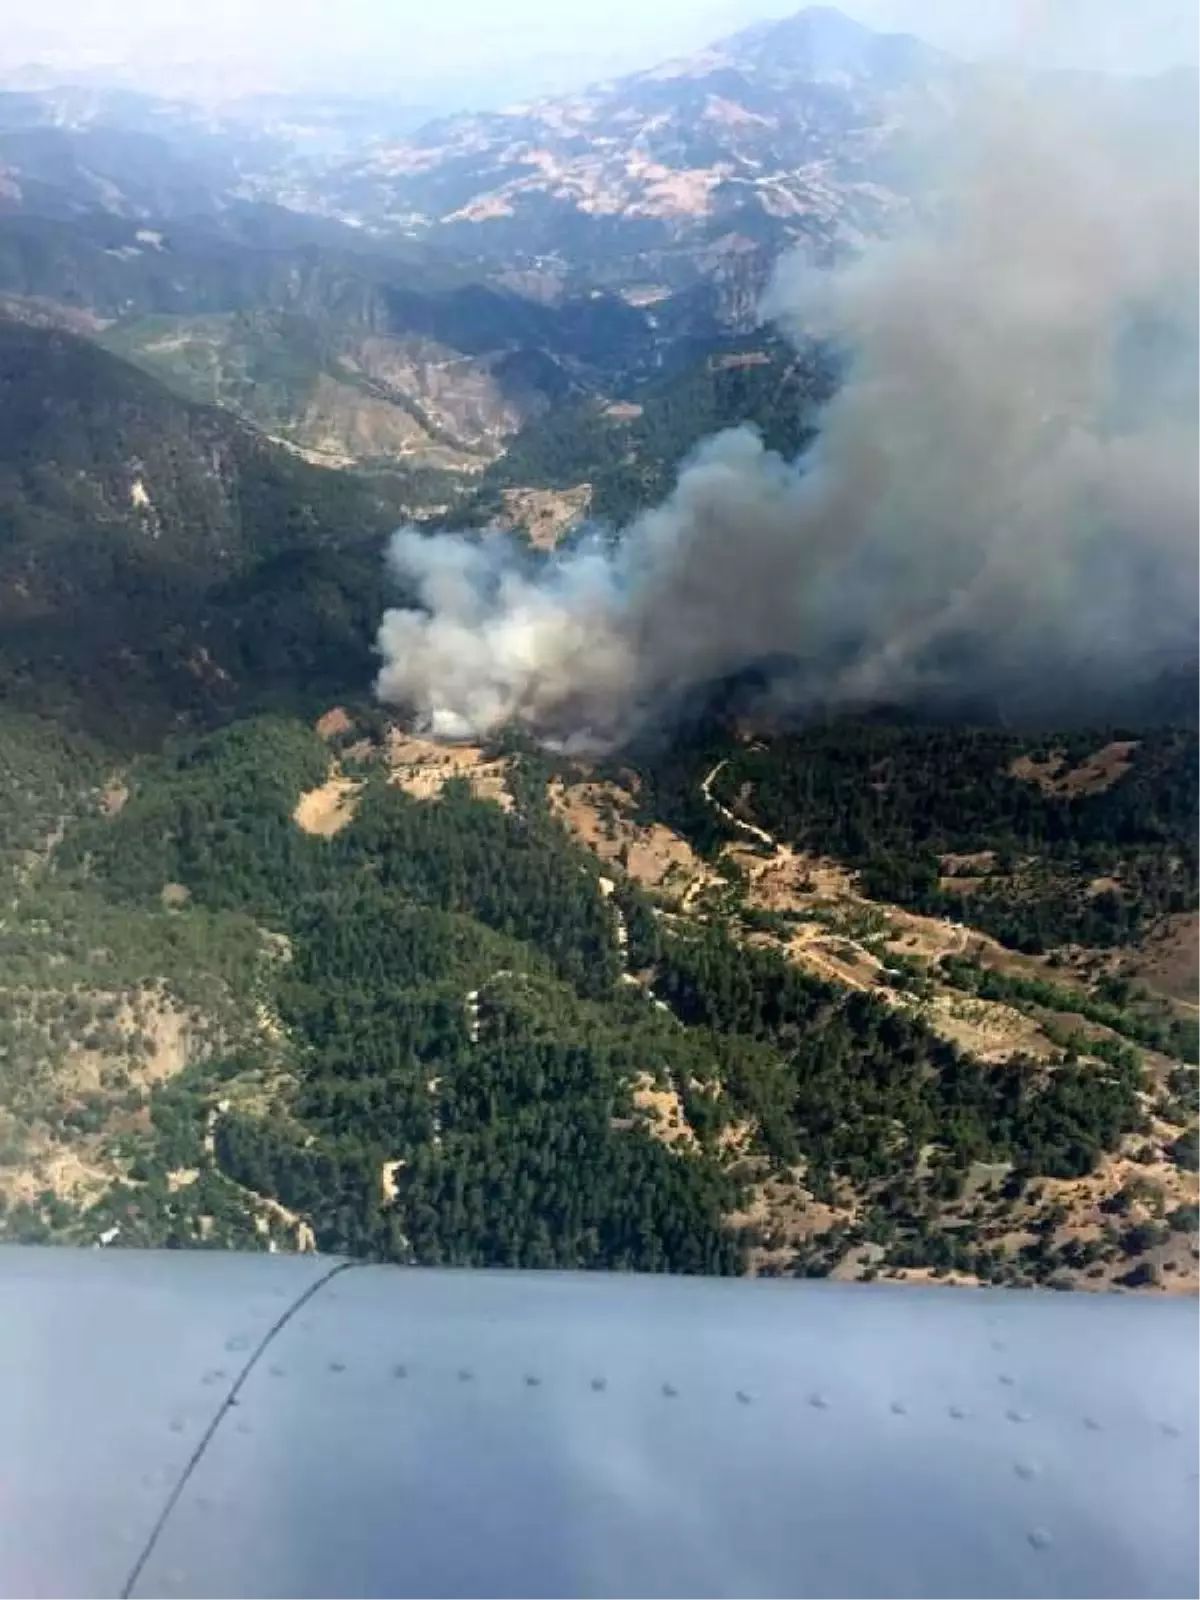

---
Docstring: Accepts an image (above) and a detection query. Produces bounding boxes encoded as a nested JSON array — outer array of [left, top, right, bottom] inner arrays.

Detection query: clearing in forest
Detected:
[[386, 732, 514, 810], [293, 773, 362, 836], [1010, 740, 1139, 797], [548, 776, 719, 900]]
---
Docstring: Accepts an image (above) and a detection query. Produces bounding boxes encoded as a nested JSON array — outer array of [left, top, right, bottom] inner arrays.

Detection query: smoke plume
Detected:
[[376, 75, 1198, 747]]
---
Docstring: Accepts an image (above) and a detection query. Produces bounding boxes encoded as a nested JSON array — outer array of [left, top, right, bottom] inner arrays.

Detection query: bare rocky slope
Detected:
[[302, 8, 957, 305]]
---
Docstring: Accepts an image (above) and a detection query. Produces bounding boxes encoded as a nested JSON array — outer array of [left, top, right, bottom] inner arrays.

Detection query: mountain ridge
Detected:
[[0, 208, 664, 469], [292, 5, 958, 296], [0, 317, 414, 741]]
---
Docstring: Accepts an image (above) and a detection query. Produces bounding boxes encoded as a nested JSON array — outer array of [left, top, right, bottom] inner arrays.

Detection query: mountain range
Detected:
[[301, 8, 954, 286], [0, 10, 958, 316], [0, 204, 664, 469], [0, 8, 965, 478]]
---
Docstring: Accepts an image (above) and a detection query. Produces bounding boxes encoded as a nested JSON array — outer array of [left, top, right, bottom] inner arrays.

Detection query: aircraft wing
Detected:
[[0, 1245, 1195, 1598]]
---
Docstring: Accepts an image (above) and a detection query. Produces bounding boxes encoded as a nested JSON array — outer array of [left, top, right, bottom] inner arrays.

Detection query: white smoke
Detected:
[[376, 74, 1198, 746]]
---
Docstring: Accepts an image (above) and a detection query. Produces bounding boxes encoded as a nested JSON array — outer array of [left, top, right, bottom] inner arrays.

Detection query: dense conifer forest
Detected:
[[3, 704, 1194, 1291]]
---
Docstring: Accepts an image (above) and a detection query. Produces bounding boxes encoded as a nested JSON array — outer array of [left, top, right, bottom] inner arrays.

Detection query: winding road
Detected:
[[700, 759, 777, 849]]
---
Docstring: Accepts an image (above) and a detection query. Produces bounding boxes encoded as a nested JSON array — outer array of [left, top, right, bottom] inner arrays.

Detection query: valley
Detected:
[[0, 9, 969, 500]]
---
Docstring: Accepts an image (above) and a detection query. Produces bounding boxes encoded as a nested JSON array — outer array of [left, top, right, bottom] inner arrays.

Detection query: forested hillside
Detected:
[[2, 705, 1194, 1291], [0, 319, 415, 742], [468, 335, 835, 526], [0, 308, 1194, 1295], [636, 722, 1200, 953]]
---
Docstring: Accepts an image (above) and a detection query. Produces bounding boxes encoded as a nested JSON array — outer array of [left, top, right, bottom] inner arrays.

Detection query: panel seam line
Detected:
[[120, 1257, 358, 1598]]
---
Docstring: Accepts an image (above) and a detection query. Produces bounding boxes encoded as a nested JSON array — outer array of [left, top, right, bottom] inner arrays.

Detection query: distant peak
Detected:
[[751, 6, 872, 33], [724, 5, 875, 48], [717, 4, 942, 80]]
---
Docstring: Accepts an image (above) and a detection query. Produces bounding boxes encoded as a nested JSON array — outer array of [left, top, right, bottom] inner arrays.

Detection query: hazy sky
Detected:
[[1, 0, 1195, 101]]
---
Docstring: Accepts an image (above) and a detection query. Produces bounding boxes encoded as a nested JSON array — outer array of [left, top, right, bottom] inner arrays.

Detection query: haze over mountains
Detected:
[[291, 9, 953, 276], [0, 10, 958, 301], [0, 16, 1191, 314], [0, 8, 1190, 475]]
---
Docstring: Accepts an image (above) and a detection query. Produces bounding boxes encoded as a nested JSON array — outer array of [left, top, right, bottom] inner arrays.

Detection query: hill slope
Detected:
[[0, 704, 1193, 1288], [0, 319, 410, 740], [0, 209, 664, 467], [306, 7, 955, 293], [469, 332, 836, 527]]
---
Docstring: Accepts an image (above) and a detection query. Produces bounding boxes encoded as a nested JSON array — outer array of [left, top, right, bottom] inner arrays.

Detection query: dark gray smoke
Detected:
[[376, 75, 1198, 746]]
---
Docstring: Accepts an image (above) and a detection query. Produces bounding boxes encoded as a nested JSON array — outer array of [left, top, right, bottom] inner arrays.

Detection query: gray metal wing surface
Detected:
[[0, 1246, 1195, 1598]]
